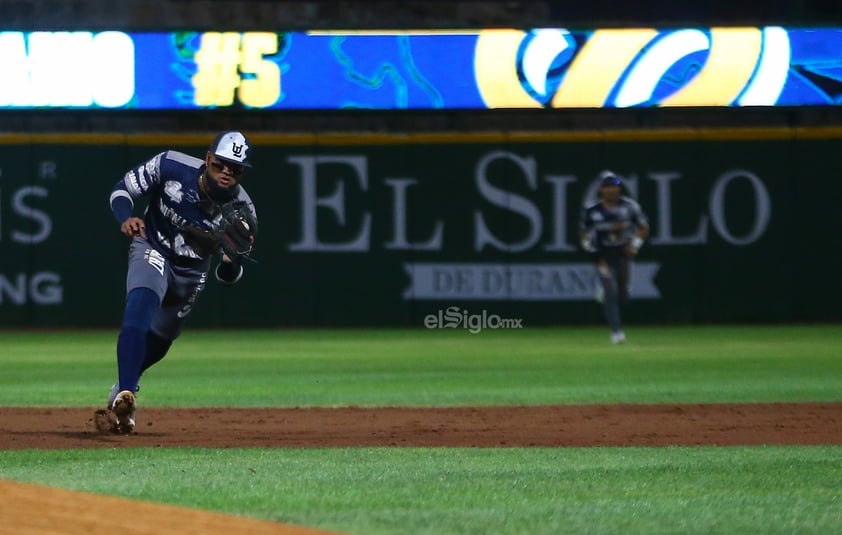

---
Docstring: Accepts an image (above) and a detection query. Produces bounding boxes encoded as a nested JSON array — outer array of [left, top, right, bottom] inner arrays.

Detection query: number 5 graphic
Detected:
[[239, 32, 281, 108]]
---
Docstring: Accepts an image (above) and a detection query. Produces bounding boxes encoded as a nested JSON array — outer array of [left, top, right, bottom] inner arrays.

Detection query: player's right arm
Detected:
[[109, 153, 165, 239], [578, 205, 597, 253], [119, 217, 146, 239]]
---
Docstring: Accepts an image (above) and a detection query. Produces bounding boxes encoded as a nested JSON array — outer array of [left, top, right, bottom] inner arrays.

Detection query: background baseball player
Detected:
[[579, 171, 649, 344], [105, 131, 258, 433]]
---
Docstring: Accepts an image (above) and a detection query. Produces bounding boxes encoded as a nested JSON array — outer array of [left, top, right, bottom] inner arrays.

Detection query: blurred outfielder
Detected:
[[105, 131, 258, 433], [579, 171, 649, 344]]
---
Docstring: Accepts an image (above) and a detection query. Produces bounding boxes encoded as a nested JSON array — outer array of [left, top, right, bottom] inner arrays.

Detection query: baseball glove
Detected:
[[216, 200, 257, 261]]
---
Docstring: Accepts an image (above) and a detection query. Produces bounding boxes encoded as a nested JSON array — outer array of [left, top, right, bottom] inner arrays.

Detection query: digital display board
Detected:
[[0, 28, 840, 110]]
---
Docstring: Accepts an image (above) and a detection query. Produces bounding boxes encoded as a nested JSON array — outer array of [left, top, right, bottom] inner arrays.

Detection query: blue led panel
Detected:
[[0, 28, 840, 109]]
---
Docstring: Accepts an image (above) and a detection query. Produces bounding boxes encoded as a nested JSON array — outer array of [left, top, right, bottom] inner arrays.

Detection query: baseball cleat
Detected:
[[111, 390, 137, 434], [106, 382, 120, 409], [611, 331, 626, 344], [107, 382, 140, 410]]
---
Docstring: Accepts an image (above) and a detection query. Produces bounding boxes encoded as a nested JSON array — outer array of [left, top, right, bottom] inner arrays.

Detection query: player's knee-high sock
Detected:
[[140, 331, 172, 374], [601, 275, 622, 333], [117, 287, 160, 394], [617, 259, 631, 305]]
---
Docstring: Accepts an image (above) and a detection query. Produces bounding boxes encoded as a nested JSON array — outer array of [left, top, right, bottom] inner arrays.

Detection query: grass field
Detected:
[[1, 325, 841, 534]]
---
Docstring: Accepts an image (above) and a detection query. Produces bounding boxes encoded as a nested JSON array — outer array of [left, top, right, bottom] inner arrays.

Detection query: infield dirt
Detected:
[[1, 402, 840, 449]]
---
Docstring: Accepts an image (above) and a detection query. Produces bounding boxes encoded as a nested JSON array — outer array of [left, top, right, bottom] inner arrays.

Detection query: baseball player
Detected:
[[579, 171, 649, 344], [105, 131, 258, 433]]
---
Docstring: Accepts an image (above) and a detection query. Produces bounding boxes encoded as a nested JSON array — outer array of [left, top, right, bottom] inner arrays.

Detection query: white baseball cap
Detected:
[[209, 131, 252, 167]]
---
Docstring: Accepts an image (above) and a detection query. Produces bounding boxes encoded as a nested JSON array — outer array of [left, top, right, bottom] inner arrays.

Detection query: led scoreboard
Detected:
[[1, 28, 840, 109]]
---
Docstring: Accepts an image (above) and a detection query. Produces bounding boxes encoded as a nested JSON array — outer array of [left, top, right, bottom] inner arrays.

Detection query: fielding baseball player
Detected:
[[579, 171, 649, 344], [105, 131, 258, 433]]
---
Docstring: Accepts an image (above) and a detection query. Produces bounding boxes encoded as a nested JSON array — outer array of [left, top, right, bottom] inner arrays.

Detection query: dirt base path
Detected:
[[1, 402, 841, 450], [0, 479, 338, 535]]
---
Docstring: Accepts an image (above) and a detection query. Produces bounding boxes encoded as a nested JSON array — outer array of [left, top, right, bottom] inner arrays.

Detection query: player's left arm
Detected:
[[215, 257, 244, 286], [214, 192, 257, 286], [626, 200, 650, 257]]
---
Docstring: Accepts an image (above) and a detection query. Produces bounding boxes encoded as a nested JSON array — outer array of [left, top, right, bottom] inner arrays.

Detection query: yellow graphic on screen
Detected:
[[192, 32, 280, 107], [550, 29, 657, 108], [473, 29, 542, 109], [474, 27, 787, 108]]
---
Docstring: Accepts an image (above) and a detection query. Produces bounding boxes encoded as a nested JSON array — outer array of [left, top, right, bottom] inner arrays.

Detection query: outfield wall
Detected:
[[1, 128, 839, 328]]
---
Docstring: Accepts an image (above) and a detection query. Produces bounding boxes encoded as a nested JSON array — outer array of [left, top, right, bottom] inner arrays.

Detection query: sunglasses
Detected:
[[209, 159, 244, 176]]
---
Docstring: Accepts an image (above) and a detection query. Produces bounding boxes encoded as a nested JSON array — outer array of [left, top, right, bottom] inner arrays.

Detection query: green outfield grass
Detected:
[[0, 325, 840, 407], [1, 325, 841, 534], [2, 446, 841, 535]]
